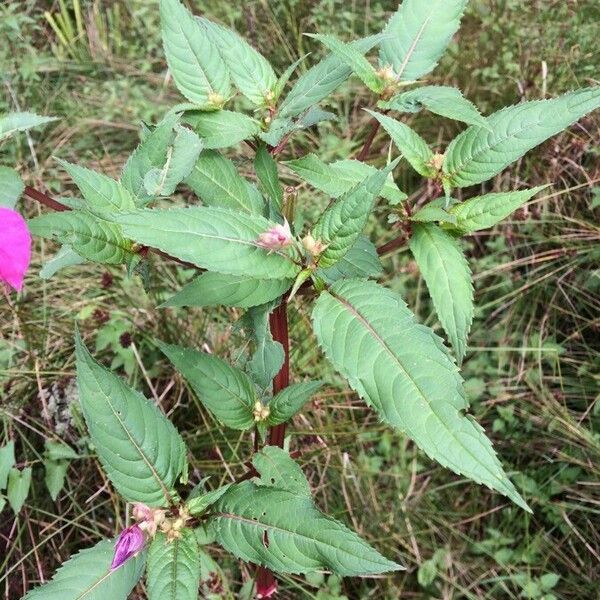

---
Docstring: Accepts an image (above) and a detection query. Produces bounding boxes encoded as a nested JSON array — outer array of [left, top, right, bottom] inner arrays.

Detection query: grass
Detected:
[[1, 1, 599, 598]]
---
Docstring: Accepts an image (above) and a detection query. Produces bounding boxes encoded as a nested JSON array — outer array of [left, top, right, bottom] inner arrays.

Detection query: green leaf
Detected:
[[311, 279, 530, 511], [0, 112, 58, 141], [159, 0, 230, 107], [242, 303, 285, 390], [44, 459, 69, 502], [313, 160, 398, 268], [121, 113, 179, 203], [28, 211, 134, 264], [366, 110, 435, 177], [379, 0, 468, 81], [252, 446, 311, 497], [318, 236, 383, 283], [40, 245, 86, 279], [186, 150, 263, 215], [209, 481, 402, 576], [198, 17, 277, 106], [198, 547, 230, 596], [75, 333, 187, 506], [449, 186, 550, 232], [267, 381, 323, 426], [273, 55, 308, 102], [23, 538, 145, 600], [161, 272, 292, 309], [410, 223, 473, 364], [286, 153, 406, 204], [0, 441, 16, 489], [7, 467, 31, 513], [411, 199, 457, 224], [45, 440, 79, 461], [255, 144, 283, 209], [114, 206, 301, 279], [143, 125, 203, 197], [0, 166, 24, 208], [185, 110, 260, 149], [443, 87, 600, 187], [146, 530, 200, 600], [56, 159, 136, 213], [380, 86, 488, 128], [158, 342, 256, 430], [187, 485, 232, 516], [279, 36, 381, 118], [308, 34, 384, 93]]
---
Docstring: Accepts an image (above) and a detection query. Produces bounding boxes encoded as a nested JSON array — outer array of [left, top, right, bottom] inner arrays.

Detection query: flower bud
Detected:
[[111, 525, 145, 570], [256, 220, 293, 252], [302, 233, 328, 257], [253, 400, 270, 422]]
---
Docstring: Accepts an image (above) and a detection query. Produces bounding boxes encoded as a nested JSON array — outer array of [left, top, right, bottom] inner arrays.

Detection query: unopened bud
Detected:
[[376, 65, 397, 83], [256, 220, 293, 252], [253, 400, 270, 422], [429, 153, 445, 171], [208, 92, 225, 108], [111, 525, 145, 570], [302, 233, 328, 256]]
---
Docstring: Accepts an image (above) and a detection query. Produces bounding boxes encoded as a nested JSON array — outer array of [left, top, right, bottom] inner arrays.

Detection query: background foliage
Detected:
[[1, 0, 599, 598]]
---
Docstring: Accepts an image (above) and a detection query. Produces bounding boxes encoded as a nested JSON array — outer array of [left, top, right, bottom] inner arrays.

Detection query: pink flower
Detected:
[[256, 578, 278, 599], [111, 524, 145, 570], [256, 220, 293, 252], [0, 207, 32, 292]]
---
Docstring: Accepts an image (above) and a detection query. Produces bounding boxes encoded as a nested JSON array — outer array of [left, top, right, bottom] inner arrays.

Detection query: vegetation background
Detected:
[[1, 0, 599, 598]]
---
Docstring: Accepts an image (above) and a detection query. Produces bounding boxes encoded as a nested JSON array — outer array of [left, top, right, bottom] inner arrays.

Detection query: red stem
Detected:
[[356, 118, 380, 162], [255, 301, 290, 595]]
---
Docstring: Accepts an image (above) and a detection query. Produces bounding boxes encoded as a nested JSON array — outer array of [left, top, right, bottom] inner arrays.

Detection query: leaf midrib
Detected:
[[328, 289, 503, 487]]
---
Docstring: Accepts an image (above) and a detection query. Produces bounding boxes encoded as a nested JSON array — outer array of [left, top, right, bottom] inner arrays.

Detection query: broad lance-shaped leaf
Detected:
[[158, 342, 257, 430], [143, 125, 203, 197], [366, 110, 435, 177], [198, 17, 276, 106], [267, 381, 323, 426], [318, 236, 383, 284], [159, 0, 230, 107], [449, 186, 549, 232], [279, 35, 381, 119], [40, 245, 86, 279], [380, 86, 488, 128], [186, 150, 264, 215], [0, 166, 24, 209], [121, 113, 180, 203], [308, 34, 384, 93], [0, 112, 58, 141], [208, 447, 402, 575], [443, 87, 600, 187], [113, 206, 300, 279], [28, 212, 134, 265], [255, 144, 283, 209], [23, 538, 145, 600], [146, 530, 200, 600], [161, 272, 292, 309], [56, 159, 136, 213], [252, 446, 311, 497], [286, 153, 406, 204], [313, 160, 399, 268], [410, 223, 473, 364], [75, 333, 187, 506], [184, 110, 260, 149], [0, 441, 16, 489], [380, 0, 468, 81], [311, 279, 530, 511]]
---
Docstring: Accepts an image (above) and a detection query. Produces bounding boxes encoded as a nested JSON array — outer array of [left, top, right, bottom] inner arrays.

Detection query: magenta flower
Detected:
[[256, 578, 278, 599], [0, 207, 32, 292], [256, 220, 293, 252], [110, 524, 145, 570]]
